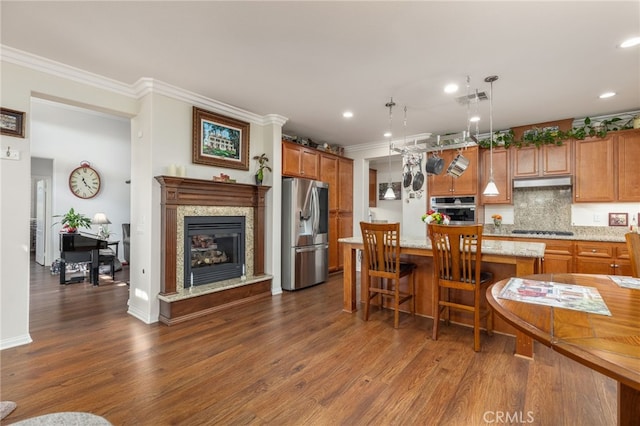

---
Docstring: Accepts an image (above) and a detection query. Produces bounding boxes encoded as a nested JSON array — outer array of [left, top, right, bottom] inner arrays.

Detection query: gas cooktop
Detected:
[[512, 230, 574, 236]]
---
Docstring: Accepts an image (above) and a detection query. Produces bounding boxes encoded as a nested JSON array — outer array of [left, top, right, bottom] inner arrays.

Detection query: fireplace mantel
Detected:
[[156, 176, 271, 324]]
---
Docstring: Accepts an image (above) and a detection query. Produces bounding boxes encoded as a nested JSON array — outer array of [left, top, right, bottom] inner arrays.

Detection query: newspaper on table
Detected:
[[608, 275, 640, 290], [498, 277, 611, 316]]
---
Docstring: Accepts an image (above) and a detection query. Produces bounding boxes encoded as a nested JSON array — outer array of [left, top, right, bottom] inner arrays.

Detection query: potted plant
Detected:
[[253, 153, 272, 185], [54, 207, 91, 233]]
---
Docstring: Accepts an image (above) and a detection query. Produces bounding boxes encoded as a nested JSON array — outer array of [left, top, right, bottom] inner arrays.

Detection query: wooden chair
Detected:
[[360, 222, 416, 328], [625, 232, 640, 278], [429, 224, 494, 351]]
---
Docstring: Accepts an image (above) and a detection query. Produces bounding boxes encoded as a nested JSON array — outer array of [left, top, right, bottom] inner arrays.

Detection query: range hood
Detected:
[[513, 176, 572, 189]]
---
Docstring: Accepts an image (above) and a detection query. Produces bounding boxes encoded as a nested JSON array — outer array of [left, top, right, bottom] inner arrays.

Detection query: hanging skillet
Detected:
[[403, 163, 413, 188], [425, 152, 445, 175], [412, 157, 425, 191]]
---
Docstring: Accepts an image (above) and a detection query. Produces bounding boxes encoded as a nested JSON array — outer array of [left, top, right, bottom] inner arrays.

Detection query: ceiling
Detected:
[[1, 1, 639, 149]]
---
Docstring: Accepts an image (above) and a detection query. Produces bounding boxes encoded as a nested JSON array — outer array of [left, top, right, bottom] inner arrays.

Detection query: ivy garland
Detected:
[[477, 115, 636, 149]]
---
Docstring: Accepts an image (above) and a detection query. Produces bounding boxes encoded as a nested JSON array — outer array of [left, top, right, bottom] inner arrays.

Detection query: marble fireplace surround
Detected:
[[155, 176, 272, 325]]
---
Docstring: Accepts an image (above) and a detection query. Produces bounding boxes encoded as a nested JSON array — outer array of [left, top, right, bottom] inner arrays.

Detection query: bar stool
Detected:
[[360, 222, 417, 328]]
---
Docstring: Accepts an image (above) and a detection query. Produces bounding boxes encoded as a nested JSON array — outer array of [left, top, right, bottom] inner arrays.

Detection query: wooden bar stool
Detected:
[[360, 222, 416, 328], [429, 224, 494, 351]]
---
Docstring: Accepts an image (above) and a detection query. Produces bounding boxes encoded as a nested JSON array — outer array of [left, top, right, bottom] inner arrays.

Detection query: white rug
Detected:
[[0, 401, 17, 420], [11, 412, 112, 425]]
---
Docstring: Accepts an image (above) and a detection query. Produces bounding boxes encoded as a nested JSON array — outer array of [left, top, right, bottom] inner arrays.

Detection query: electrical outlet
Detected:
[[594, 214, 601, 222]]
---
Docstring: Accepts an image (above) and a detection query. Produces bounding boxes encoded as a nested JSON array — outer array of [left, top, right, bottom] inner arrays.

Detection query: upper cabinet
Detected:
[[480, 147, 511, 204], [428, 146, 479, 196], [282, 141, 319, 179], [574, 129, 640, 202], [512, 141, 572, 178]]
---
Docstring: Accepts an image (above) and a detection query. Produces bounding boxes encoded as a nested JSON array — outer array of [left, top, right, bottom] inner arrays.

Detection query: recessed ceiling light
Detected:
[[384, 132, 392, 138], [469, 116, 481, 122], [620, 37, 640, 48], [444, 83, 459, 94], [599, 92, 616, 99], [342, 111, 353, 118]]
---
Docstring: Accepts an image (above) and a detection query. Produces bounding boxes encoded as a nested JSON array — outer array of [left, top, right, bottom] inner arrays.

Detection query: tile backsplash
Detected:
[[513, 186, 572, 231]]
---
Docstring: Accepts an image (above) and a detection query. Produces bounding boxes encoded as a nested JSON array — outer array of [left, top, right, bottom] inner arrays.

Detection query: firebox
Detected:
[[184, 216, 245, 287]]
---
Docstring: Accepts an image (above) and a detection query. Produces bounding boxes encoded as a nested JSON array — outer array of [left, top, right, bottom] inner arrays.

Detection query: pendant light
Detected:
[[483, 75, 499, 196], [383, 98, 396, 200]]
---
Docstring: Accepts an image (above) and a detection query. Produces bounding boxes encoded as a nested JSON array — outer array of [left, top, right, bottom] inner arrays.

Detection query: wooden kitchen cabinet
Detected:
[[480, 147, 511, 204], [541, 239, 574, 273], [574, 241, 629, 275], [574, 129, 640, 202], [320, 153, 353, 272], [512, 141, 572, 178], [282, 141, 319, 179], [428, 146, 478, 196], [617, 129, 640, 202], [369, 168, 377, 207]]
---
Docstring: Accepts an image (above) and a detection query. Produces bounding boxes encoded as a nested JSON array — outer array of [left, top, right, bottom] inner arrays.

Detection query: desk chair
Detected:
[[429, 224, 494, 352], [360, 222, 416, 328], [625, 232, 640, 278]]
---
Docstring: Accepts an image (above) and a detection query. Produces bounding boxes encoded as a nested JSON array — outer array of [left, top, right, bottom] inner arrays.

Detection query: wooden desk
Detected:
[[487, 273, 640, 426], [339, 237, 545, 326]]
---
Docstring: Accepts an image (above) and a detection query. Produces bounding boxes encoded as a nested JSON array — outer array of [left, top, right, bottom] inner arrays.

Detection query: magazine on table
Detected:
[[608, 276, 640, 290], [498, 277, 611, 316]]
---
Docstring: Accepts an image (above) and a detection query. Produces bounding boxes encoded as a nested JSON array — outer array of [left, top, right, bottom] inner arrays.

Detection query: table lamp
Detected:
[[92, 213, 111, 239]]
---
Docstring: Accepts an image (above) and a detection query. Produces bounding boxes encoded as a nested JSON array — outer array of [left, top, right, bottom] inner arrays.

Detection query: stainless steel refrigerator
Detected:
[[281, 177, 329, 291]]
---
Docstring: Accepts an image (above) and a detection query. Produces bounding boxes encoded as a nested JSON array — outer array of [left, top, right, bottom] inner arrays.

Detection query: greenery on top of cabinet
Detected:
[[478, 115, 636, 149]]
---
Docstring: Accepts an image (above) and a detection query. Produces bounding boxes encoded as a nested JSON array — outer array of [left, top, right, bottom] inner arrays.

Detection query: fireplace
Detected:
[[156, 176, 272, 325], [184, 216, 245, 287]]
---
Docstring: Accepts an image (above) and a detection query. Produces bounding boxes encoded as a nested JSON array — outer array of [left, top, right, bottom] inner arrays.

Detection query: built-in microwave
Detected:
[[429, 196, 477, 225]]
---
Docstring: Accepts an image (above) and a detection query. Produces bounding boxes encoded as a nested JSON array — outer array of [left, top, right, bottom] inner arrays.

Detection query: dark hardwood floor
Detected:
[[1, 261, 616, 425]]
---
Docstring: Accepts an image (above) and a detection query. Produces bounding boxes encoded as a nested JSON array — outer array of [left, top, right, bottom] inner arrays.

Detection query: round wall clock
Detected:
[[69, 161, 101, 199]]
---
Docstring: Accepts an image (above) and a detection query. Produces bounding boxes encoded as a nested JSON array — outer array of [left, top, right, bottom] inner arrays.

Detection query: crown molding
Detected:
[[2, 45, 285, 127], [1, 45, 136, 98]]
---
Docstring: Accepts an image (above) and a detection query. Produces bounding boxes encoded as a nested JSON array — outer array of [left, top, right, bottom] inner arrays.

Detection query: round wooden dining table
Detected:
[[487, 273, 640, 426]]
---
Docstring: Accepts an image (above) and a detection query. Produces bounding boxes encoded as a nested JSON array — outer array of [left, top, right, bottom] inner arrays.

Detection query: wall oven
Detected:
[[429, 196, 477, 225]]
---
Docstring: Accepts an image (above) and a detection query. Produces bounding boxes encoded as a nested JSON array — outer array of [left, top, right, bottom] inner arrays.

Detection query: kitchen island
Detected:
[[339, 236, 546, 353]]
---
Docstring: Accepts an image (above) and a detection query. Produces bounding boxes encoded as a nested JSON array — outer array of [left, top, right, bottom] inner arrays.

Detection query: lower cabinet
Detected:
[[541, 240, 574, 273], [575, 241, 631, 276]]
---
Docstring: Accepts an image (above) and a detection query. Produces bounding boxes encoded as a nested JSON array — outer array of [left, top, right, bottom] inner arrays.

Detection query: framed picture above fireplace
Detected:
[[192, 107, 250, 170]]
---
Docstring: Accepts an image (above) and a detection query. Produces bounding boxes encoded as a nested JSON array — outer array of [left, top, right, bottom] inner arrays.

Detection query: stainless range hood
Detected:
[[513, 176, 572, 189]]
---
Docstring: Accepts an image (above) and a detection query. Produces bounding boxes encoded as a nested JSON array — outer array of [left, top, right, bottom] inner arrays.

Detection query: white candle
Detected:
[[177, 165, 186, 177], [167, 164, 177, 176], [242, 264, 245, 275], [190, 272, 193, 287]]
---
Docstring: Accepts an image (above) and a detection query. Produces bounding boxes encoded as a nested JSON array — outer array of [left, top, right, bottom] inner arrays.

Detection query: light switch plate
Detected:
[[2, 149, 20, 160]]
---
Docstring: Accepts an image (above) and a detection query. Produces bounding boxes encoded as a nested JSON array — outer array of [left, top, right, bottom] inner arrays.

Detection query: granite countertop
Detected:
[[339, 237, 546, 258], [483, 231, 627, 243]]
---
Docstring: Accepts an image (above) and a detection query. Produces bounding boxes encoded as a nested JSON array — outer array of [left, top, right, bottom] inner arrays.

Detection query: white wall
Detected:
[[30, 98, 131, 262], [1, 53, 286, 349]]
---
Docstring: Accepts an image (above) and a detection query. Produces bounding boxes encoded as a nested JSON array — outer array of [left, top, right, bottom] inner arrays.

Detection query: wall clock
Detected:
[[69, 161, 101, 199]]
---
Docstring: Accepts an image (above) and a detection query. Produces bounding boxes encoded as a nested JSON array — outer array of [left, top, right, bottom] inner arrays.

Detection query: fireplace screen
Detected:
[[184, 216, 245, 287]]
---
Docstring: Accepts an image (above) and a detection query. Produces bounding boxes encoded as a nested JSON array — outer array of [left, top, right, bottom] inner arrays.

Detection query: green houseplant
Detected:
[[54, 207, 91, 233], [253, 153, 272, 185]]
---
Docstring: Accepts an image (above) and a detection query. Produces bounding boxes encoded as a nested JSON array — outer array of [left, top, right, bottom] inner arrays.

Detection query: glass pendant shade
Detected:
[[383, 185, 395, 200], [483, 177, 499, 196]]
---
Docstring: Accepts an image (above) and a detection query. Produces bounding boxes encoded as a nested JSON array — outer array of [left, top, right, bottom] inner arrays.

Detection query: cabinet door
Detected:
[[481, 147, 511, 204], [575, 257, 614, 275], [542, 142, 572, 175], [428, 150, 455, 196], [512, 146, 538, 178], [369, 168, 377, 207], [337, 211, 353, 270], [282, 142, 303, 177], [301, 149, 319, 179], [574, 136, 615, 202], [328, 212, 339, 272], [617, 130, 640, 202], [451, 146, 478, 195], [338, 158, 353, 213], [320, 154, 339, 210]]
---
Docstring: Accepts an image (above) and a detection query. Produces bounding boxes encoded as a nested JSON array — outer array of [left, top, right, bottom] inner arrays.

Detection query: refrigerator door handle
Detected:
[[295, 244, 329, 253], [311, 186, 319, 239]]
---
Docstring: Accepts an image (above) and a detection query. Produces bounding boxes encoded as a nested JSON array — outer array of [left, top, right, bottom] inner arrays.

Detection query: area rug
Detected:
[[0, 401, 17, 420], [11, 412, 112, 425]]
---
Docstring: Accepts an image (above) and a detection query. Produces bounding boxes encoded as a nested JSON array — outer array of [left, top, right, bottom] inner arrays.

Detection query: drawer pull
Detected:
[[591, 249, 597, 253]]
